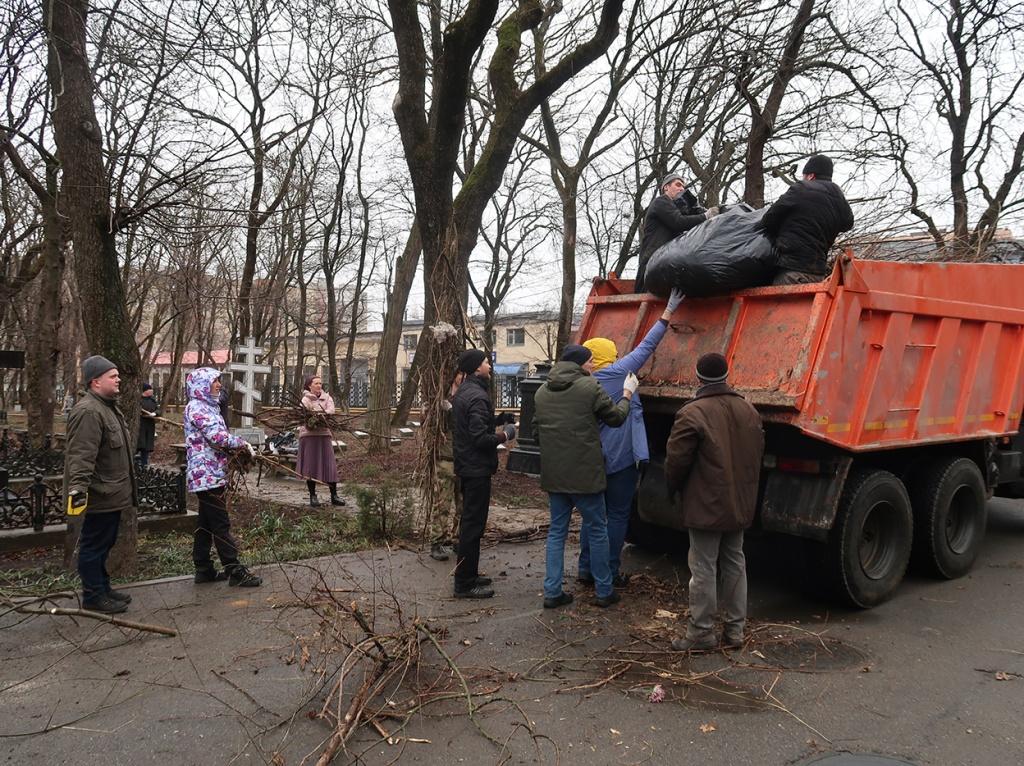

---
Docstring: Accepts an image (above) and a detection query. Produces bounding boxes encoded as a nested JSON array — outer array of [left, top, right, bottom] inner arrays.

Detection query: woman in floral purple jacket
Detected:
[[183, 367, 261, 587]]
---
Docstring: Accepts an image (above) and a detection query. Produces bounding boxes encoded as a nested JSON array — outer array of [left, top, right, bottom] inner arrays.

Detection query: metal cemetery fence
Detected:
[[0, 430, 186, 532]]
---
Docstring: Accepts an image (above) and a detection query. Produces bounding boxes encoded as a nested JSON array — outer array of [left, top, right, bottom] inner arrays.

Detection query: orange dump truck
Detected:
[[576, 255, 1024, 607]]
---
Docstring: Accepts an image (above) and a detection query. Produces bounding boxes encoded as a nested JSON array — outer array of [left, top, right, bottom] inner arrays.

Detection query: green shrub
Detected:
[[351, 478, 414, 541]]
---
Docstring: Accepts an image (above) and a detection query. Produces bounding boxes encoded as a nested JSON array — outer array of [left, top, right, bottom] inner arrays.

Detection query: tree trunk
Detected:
[[368, 223, 421, 452], [46, 0, 142, 575], [24, 168, 65, 448], [555, 174, 579, 356], [323, 268, 339, 398], [163, 313, 187, 405]]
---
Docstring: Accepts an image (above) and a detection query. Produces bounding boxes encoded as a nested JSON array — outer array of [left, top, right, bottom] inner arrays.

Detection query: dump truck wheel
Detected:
[[909, 457, 987, 579], [825, 469, 913, 608]]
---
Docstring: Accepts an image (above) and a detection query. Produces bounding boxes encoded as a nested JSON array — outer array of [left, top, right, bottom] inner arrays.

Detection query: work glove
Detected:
[[666, 288, 685, 314], [623, 372, 640, 396], [67, 491, 87, 516], [704, 206, 720, 220], [244, 442, 257, 458], [503, 424, 517, 442]]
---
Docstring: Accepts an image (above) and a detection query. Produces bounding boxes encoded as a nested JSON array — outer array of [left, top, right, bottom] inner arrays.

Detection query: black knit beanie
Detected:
[[560, 344, 593, 366], [802, 154, 833, 180], [457, 349, 487, 374], [696, 353, 729, 383]]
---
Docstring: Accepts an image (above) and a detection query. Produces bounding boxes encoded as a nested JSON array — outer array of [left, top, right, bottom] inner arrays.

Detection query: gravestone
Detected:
[[229, 337, 269, 445]]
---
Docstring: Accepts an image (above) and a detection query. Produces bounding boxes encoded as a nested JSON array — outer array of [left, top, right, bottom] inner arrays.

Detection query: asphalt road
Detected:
[[2, 498, 1023, 766]]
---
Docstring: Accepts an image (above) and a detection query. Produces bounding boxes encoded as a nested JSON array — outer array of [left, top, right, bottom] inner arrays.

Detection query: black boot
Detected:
[[328, 482, 346, 507], [307, 480, 321, 508]]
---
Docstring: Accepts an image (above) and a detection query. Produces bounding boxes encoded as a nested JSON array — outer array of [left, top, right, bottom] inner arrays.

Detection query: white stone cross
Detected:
[[229, 337, 271, 427]]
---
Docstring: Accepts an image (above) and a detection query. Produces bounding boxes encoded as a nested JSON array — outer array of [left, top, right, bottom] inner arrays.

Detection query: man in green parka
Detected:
[[64, 355, 137, 614], [534, 344, 638, 609]]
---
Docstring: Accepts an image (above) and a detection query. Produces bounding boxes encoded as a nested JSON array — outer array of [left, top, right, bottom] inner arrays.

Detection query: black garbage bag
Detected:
[[642, 204, 776, 297]]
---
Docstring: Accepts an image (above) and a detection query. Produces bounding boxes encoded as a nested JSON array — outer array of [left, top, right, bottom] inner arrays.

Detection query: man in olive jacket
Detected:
[[64, 355, 138, 614], [450, 349, 516, 599], [534, 344, 638, 609], [665, 353, 764, 651]]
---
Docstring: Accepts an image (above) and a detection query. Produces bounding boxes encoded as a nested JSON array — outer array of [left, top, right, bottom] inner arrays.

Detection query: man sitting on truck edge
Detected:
[[576, 287, 685, 590], [635, 173, 720, 292], [759, 153, 855, 285], [533, 344, 639, 610], [665, 353, 764, 652]]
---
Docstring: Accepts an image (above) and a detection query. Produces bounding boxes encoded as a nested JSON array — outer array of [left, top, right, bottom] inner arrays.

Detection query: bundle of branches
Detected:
[[254, 391, 385, 441], [283, 561, 548, 764]]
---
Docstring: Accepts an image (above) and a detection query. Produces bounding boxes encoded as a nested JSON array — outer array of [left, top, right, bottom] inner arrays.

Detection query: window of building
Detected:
[[506, 327, 525, 347], [402, 333, 418, 351]]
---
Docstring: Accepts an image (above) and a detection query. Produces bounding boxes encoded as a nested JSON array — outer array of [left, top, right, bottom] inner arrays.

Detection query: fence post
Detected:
[[31, 473, 46, 532], [178, 464, 188, 515]]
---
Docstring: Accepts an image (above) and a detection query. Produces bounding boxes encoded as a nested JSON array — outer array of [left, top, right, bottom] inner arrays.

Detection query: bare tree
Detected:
[[45, 0, 144, 572], [879, 0, 1024, 254], [387, 0, 626, 525]]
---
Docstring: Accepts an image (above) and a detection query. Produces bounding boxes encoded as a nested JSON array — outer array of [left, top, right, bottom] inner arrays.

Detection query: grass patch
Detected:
[[0, 507, 387, 597]]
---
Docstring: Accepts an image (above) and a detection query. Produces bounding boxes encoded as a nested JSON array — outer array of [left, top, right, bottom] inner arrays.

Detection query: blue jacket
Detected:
[[593, 319, 668, 474]]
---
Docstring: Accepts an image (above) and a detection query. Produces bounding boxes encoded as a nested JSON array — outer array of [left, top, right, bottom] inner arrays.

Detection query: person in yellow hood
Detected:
[[576, 288, 684, 588]]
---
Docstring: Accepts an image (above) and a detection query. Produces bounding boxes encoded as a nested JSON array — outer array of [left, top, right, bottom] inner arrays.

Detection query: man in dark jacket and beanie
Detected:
[[665, 353, 764, 651], [760, 154, 855, 285], [635, 173, 720, 292], [64, 355, 137, 614], [450, 348, 516, 598], [534, 344, 638, 609], [136, 383, 159, 466]]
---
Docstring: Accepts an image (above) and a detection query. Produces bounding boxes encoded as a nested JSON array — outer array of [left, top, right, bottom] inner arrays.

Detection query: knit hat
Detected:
[[142, 383, 153, 392], [582, 338, 618, 371], [660, 172, 684, 190], [560, 344, 593, 366], [81, 355, 117, 385], [695, 353, 728, 383], [802, 154, 833, 180], [457, 349, 487, 374]]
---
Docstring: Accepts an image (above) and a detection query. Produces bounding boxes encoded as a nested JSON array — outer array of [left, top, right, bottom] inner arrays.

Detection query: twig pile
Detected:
[[280, 560, 553, 765]]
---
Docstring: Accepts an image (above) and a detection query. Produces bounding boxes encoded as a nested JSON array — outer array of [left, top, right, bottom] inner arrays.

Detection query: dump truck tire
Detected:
[[819, 468, 913, 608], [909, 457, 987, 579]]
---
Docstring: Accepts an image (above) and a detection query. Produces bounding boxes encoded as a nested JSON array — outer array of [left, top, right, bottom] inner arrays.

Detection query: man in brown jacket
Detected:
[[64, 355, 137, 614], [665, 353, 764, 651]]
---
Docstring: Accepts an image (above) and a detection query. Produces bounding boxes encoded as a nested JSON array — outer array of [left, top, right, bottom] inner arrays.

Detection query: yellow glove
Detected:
[[67, 491, 87, 516]]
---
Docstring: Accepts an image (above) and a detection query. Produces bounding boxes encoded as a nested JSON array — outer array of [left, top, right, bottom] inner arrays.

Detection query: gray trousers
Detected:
[[686, 529, 747, 641]]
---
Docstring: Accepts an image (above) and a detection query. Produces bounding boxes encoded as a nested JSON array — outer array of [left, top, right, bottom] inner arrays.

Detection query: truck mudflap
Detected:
[[759, 456, 853, 541]]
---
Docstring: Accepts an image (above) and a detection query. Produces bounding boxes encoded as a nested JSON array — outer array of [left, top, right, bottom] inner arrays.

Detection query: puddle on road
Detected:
[[752, 636, 870, 671]]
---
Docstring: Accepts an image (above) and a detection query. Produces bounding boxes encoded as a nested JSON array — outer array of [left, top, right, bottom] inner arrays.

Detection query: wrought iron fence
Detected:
[[0, 429, 64, 478], [0, 442, 187, 532]]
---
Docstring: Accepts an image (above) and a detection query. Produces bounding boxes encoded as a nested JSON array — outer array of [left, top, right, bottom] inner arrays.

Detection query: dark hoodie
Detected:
[[532, 361, 631, 494]]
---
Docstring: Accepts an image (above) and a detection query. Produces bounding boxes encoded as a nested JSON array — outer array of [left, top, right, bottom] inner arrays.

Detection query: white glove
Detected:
[[245, 442, 256, 457], [666, 288, 685, 314], [623, 372, 640, 396], [704, 206, 720, 220]]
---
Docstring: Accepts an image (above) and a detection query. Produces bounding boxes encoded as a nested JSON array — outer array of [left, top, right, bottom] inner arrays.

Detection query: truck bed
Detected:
[[577, 256, 1024, 452]]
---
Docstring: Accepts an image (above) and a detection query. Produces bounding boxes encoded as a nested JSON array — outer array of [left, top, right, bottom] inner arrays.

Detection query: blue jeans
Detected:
[[545, 491, 613, 599], [579, 464, 639, 580]]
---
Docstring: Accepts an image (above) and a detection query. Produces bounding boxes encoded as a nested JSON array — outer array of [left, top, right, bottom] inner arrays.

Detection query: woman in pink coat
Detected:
[[297, 375, 345, 507]]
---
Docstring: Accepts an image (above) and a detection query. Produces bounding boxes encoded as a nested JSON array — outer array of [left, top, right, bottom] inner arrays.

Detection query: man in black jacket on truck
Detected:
[[450, 349, 516, 599], [760, 154, 855, 285], [635, 173, 720, 292]]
